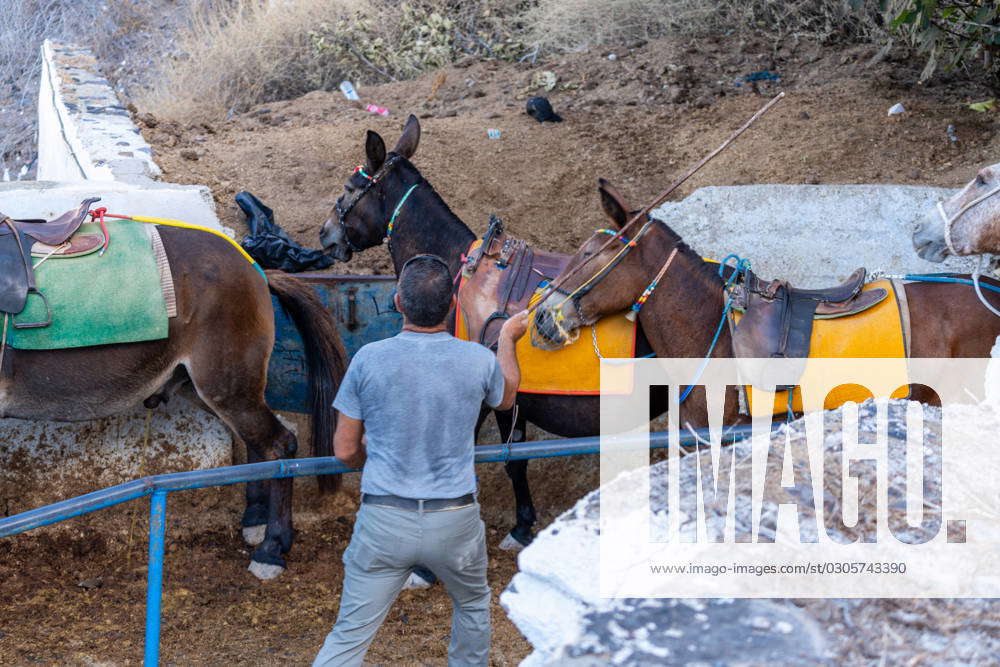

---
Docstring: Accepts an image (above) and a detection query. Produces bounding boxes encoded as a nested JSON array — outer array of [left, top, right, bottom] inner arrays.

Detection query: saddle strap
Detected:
[[780, 288, 820, 358], [0, 218, 33, 314]]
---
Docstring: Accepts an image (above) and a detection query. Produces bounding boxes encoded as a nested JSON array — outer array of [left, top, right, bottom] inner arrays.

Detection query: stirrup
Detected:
[[12, 288, 52, 329]]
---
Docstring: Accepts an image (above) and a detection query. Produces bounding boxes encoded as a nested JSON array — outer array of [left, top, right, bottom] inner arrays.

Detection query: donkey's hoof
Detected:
[[402, 571, 433, 591], [242, 524, 267, 546], [249, 559, 286, 581], [499, 532, 530, 552]]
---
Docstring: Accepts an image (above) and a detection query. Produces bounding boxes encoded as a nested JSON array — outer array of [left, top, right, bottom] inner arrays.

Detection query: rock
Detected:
[[179, 149, 199, 161], [526, 97, 562, 123], [485, 111, 501, 120], [139, 112, 158, 128], [664, 86, 686, 104], [652, 184, 966, 285], [435, 109, 458, 119], [77, 577, 103, 590], [799, 111, 811, 120], [501, 401, 1000, 664]]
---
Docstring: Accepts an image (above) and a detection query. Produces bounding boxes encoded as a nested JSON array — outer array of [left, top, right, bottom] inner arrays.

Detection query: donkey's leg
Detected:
[[495, 409, 536, 550], [187, 356, 298, 579], [241, 444, 269, 546], [223, 404, 298, 579]]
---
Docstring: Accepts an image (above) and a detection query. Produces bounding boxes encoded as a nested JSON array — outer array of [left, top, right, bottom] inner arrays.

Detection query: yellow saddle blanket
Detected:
[[741, 279, 910, 415], [455, 299, 637, 395]]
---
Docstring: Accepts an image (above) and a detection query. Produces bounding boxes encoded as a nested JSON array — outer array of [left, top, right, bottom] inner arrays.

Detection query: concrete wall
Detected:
[[37, 40, 161, 184], [653, 184, 970, 287], [0, 180, 219, 229]]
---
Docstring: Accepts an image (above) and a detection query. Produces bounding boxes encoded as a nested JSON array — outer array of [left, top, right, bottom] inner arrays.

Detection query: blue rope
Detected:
[[903, 274, 1000, 295], [678, 255, 750, 404]]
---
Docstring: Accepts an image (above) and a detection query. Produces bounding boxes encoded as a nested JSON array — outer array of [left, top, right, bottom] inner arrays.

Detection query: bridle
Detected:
[[936, 180, 1000, 256], [540, 214, 743, 405], [335, 154, 419, 253], [547, 215, 678, 323]]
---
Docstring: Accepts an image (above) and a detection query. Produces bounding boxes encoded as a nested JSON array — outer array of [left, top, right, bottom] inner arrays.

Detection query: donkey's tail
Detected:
[[266, 270, 348, 494]]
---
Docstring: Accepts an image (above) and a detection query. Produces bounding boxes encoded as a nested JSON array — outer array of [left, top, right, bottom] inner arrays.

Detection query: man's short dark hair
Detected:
[[398, 255, 453, 327]]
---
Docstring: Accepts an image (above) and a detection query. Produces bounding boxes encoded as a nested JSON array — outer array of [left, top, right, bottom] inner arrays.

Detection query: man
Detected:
[[314, 254, 528, 666]]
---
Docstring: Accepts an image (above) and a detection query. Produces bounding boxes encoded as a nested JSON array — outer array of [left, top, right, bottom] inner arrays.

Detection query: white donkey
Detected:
[[913, 163, 1000, 319], [913, 163, 1000, 261]]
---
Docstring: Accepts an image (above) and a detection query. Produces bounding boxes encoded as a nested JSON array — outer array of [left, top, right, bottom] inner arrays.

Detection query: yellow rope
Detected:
[[127, 215, 259, 267]]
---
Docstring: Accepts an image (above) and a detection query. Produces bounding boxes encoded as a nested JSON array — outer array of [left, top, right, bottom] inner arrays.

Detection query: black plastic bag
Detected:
[[237, 191, 334, 272]]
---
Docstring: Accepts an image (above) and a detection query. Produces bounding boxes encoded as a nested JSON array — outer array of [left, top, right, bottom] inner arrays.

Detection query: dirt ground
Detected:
[[4, 33, 1000, 665]]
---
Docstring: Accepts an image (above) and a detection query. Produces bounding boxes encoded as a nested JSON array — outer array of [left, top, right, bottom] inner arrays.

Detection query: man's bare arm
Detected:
[[333, 414, 366, 469], [496, 311, 529, 411]]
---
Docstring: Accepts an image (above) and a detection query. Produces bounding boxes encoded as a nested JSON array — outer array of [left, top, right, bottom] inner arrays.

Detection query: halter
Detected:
[[335, 154, 419, 252], [936, 181, 1000, 256], [540, 217, 674, 343]]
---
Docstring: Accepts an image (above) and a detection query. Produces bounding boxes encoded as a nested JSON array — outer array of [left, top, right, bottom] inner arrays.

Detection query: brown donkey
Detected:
[[535, 179, 1000, 426], [319, 115, 663, 551], [1, 226, 347, 580]]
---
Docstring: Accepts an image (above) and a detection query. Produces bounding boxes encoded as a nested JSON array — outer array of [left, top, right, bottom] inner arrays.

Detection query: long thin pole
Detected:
[[528, 91, 785, 313], [144, 490, 168, 666]]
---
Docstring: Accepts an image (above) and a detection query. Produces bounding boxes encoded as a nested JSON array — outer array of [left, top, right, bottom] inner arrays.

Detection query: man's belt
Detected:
[[361, 493, 475, 512]]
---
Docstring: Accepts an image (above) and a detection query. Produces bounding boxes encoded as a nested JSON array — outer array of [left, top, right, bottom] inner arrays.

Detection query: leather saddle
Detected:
[[0, 197, 100, 328], [729, 267, 887, 389], [460, 215, 569, 349]]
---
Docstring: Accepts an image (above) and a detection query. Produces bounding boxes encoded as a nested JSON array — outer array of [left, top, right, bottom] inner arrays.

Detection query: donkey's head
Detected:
[[320, 114, 422, 262], [532, 179, 655, 349], [913, 162, 1000, 262]]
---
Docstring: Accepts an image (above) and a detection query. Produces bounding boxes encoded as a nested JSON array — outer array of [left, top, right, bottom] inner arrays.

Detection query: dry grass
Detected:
[[139, 0, 524, 122], [144, 0, 892, 123], [138, 0, 362, 122]]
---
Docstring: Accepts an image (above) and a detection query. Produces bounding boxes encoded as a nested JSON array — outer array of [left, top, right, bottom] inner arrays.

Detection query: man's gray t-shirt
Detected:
[[333, 331, 505, 499]]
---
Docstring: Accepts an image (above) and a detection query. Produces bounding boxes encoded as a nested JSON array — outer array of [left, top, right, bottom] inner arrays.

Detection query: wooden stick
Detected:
[[527, 91, 786, 313]]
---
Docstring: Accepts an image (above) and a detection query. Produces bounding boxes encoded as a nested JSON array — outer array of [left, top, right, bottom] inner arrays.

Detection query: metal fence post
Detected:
[[144, 490, 168, 666]]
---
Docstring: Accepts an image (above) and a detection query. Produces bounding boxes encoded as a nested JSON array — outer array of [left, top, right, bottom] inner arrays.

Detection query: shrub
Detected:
[[309, 1, 526, 83], [140, 0, 524, 121], [878, 0, 1000, 83], [519, 0, 883, 55]]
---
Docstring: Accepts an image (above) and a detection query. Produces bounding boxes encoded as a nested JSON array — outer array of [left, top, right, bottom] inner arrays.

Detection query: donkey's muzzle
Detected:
[[531, 308, 569, 350]]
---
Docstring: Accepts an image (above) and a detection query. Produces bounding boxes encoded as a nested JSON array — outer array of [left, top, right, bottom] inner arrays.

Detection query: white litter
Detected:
[[888, 103, 906, 116]]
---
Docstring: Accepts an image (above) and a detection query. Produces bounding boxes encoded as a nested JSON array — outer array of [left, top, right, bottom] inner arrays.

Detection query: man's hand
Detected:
[[495, 311, 528, 411], [500, 310, 530, 342]]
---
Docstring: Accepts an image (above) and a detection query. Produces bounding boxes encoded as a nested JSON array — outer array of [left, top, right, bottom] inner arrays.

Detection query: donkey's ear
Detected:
[[392, 114, 421, 160], [365, 130, 387, 173], [598, 178, 629, 228]]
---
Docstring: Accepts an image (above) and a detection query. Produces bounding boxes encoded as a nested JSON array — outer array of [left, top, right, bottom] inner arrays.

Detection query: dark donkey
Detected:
[[533, 179, 1000, 424], [319, 115, 659, 550], [1, 224, 347, 580]]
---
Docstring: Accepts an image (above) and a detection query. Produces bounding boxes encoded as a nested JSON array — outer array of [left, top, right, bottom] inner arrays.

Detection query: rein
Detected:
[[336, 154, 420, 252]]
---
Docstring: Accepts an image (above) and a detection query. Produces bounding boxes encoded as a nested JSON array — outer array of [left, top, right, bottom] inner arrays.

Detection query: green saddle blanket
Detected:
[[7, 221, 169, 350]]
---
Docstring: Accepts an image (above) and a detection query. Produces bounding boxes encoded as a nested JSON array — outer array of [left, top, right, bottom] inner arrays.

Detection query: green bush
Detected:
[[876, 0, 1000, 82], [309, 1, 526, 83]]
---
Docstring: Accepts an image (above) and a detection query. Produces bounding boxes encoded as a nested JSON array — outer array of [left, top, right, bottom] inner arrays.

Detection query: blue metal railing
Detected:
[[0, 425, 761, 665]]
